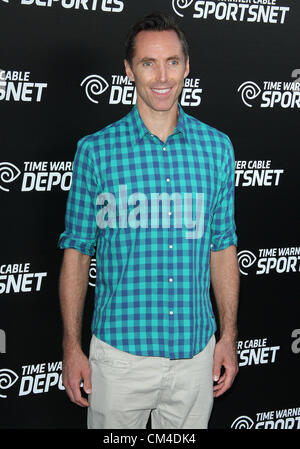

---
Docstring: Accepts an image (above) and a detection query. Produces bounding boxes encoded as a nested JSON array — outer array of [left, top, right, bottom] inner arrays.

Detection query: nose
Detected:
[[156, 62, 168, 83]]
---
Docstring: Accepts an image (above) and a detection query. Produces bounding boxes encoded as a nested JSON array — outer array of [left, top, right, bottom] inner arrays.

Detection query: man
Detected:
[[58, 11, 239, 429]]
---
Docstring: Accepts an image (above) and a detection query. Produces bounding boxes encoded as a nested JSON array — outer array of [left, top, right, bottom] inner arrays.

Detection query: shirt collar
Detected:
[[130, 102, 187, 144]]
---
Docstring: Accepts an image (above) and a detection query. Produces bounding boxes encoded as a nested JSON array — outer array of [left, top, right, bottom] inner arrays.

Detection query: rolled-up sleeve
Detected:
[[57, 137, 99, 256], [210, 136, 238, 251]]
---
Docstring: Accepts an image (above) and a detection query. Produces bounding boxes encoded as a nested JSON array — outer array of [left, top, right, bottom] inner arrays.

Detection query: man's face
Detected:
[[124, 30, 189, 114]]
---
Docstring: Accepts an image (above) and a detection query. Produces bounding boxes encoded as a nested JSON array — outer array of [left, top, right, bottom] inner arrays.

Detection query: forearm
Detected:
[[58, 248, 91, 352], [210, 245, 240, 340]]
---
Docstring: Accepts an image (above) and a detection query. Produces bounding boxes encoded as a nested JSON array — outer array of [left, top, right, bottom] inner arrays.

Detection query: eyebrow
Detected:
[[138, 55, 182, 63]]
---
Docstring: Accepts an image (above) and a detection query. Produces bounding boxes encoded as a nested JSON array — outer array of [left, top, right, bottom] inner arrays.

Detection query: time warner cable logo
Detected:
[[0, 161, 73, 192], [1, 0, 124, 11], [231, 408, 300, 429], [172, 0, 291, 24], [237, 71, 300, 108], [81, 74, 203, 107], [0, 362, 64, 399], [80, 75, 109, 104], [237, 247, 300, 276]]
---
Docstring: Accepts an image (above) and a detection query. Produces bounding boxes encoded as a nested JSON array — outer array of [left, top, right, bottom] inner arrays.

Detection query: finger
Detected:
[[212, 359, 222, 383], [213, 383, 225, 395], [69, 378, 90, 407], [224, 365, 238, 386], [213, 384, 225, 397], [64, 383, 76, 403], [213, 377, 225, 388], [213, 377, 225, 390], [214, 369, 236, 397], [63, 366, 91, 407], [216, 372, 226, 383], [82, 367, 92, 395], [213, 383, 224, 393], [62, 373, 76, 403]]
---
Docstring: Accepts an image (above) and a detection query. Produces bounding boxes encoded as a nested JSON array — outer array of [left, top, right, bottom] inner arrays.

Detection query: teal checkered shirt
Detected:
[[58, 104, 237, 359]]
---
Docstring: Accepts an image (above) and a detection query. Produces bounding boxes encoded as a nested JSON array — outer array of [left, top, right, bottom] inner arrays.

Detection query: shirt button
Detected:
[[210, 244, 213, 248], [169, 244, 173, 249], [169, 277, 173, 282], [166, 177, 170, 182], [168, 211, 172, 216], [169, 310, 174, 315], [163, 146, 166, 151]]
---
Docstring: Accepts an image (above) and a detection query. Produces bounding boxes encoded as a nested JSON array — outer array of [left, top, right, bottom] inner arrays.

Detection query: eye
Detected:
[[169, 60, 179, 65], [143, 61, 152, 67]]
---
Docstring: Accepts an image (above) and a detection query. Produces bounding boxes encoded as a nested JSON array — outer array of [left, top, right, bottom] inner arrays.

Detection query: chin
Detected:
[[149, 99, 178, 112]]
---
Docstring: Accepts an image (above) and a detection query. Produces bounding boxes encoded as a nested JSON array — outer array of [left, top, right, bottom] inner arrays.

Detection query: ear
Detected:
[[184, 56, 190, 79], [124, 59, 135, 83]]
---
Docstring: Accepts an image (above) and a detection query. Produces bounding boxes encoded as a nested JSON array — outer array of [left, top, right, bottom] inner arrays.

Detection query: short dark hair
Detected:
[[125, 11, 189, 65]]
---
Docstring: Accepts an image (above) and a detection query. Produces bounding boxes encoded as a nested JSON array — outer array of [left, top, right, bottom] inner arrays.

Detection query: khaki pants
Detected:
[[87, 334, 215, 429]]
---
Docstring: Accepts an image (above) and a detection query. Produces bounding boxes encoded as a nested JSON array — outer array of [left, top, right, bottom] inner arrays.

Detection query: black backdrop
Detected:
[[1, 0, 299, 430]]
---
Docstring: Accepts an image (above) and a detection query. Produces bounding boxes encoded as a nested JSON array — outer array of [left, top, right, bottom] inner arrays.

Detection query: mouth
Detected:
[[151, 87, 172, 96]]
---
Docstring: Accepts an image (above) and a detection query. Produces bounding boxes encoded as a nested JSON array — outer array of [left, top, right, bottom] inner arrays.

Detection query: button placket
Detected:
[[161, 139, 175, 347]]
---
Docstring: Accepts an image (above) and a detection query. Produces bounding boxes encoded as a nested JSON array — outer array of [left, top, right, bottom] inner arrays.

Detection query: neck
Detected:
[[137, 99, 179, 143]]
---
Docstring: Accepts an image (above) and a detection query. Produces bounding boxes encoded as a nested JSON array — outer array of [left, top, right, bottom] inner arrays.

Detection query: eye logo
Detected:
[[80, 74, 109, 104], [172, 0, 194, 17], [0, 162, 21, 192], [237, 250, 257, 275], [0, 369, 19, 398], [238, 81, 262, 108], [231, 415, 254, 429]]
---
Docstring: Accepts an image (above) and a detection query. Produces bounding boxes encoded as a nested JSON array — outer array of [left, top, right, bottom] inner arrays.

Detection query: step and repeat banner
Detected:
[[1, 0, 299, 430]]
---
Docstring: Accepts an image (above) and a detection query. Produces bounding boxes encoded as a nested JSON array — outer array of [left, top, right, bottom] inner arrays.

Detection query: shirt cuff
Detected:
[[57, 232, 96, 256], [210, 231, 238, 251]]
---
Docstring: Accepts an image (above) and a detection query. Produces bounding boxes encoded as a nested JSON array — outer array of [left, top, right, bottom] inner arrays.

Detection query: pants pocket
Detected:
[[89, 335, 132, 369]]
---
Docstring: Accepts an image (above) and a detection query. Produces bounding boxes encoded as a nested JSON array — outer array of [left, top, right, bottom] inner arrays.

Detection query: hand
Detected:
[[212, 337, 238, 398], [62, 346, 92, 407]]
